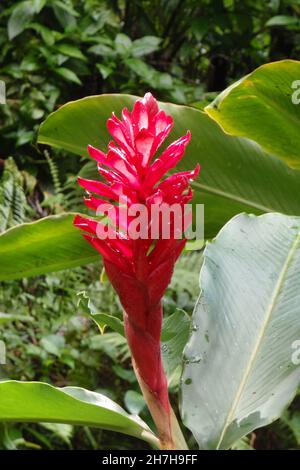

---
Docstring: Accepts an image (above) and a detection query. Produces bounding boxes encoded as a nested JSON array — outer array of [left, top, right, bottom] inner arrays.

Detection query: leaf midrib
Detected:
[[216, 226, 300, 449], [192, 181, 273, 213]]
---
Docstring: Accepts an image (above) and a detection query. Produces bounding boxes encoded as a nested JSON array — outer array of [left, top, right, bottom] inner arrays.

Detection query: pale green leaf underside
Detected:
[[181, 213, 300, 449]]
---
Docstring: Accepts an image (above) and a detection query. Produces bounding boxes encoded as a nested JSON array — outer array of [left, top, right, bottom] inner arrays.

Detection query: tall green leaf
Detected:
[[0, 381, 158, 447], [181, 213, 300, 449], [206, 60, 300, 169], [7, 0, 46, 39], [0, 213, 99, 281], [38, 94, 300, 237]]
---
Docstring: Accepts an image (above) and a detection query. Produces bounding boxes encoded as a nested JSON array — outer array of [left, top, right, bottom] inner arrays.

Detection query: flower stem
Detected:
[[132, 359, 188, 450]]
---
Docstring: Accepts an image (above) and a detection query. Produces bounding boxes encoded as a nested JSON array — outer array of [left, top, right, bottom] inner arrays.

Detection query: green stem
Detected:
[[169, 408, 188, 450]]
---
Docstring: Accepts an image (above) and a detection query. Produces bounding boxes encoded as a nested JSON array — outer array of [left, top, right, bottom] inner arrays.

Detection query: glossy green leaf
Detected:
[[91, 313, 125, 337], [7, 0, 45, 40], [0, 213, 99, 281], [30, 23, 55, 46], [131, 36, 161, 57], [124, 390, 146, 415], [40, 334, 65, 357], [0, 381, 158, 447], [181, 213, 300, 449], [266, 16, 299, 27], [7, 0, 35, 40], [206, 60, 300, 168], [38, 94, 300, 237], [115, 33, 132, 56], [161, 310, 191, 388], [124, 58, 154, 81], [54, 67, 82, 85], [76, 290, 125, 336], [55, 44, 86, 61]]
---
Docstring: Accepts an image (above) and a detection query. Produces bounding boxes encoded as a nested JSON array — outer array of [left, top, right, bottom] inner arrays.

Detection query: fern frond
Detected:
[[0, 157, 26, 232], [44, 150, 62, 195], [170, 251, 202, 298]]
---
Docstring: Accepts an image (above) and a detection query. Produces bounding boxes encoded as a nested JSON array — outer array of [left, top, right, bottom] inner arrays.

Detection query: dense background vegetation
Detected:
[[0, 0, 300, 449]]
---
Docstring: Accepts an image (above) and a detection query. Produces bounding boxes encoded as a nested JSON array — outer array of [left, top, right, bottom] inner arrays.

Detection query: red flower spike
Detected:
[[74, 93, 200, 449]]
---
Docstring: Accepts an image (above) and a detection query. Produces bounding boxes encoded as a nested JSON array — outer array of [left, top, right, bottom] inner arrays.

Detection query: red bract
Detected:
[[74, 93, 199, 446]]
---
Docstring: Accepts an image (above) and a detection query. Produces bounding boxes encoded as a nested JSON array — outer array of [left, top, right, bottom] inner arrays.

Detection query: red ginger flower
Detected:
[[74, 93, 199, 447]]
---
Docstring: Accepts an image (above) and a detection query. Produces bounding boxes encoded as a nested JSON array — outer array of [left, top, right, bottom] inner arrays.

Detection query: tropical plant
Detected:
[[0, 60, 300, 450]]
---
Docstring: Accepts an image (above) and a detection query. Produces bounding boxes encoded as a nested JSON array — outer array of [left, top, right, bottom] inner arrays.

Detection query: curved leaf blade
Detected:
[[206, 60, 300, 168], [0, 213, 99, 281], [161, 310, 191, 388], [0, 381, 158, 447], [38, 94, 300, 237], [91, 313, 125, 337], [181, 213, 300, 449]]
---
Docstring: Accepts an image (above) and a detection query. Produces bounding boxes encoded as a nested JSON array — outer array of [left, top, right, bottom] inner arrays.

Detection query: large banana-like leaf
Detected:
[[0, 381, 158, 447], [0, 213, 99, 281], [181, 213, 300, 449], [38, 94, 300, 238], [206, 60, 300, 169]]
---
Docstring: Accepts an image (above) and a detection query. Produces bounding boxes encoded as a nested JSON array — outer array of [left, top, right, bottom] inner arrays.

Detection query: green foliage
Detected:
[[0, 213, 99, 281], [206, 60, 300, 169], [0, 251, 199, 449], [1, 0, 300, 451], [1, 0, 299, 167], [182, 213, 300, 449], [0, 381, 158, 446], [0, 264, 134, 449], [80, 286, 194, 388], [37, 92, 300, 239], [282, 408, 300, 446], [0, 157, 27, 232]]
